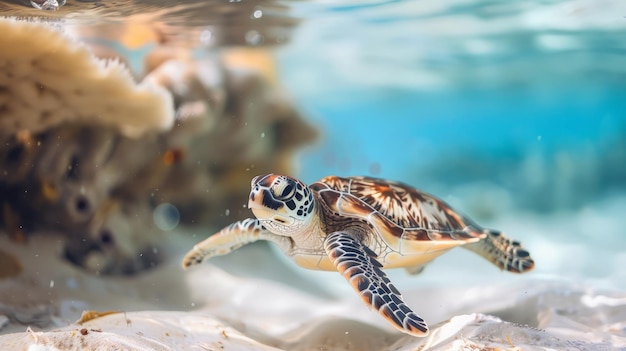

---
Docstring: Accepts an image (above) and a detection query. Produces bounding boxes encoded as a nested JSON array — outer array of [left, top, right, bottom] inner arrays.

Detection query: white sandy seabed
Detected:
[[0, 199, 625, 351]]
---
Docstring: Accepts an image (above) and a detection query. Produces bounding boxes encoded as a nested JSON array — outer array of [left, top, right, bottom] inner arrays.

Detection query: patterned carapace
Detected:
[[312, 175, 471, 235]]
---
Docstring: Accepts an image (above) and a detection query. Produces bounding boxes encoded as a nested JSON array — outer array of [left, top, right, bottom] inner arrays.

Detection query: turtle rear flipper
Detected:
[[324, 231, 429, 337], [463, 229, 534, 273]]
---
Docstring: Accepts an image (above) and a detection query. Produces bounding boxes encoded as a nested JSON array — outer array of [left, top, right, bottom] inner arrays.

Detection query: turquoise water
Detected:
[[273, 1, 626, 289], [276, 1, 626, 210]]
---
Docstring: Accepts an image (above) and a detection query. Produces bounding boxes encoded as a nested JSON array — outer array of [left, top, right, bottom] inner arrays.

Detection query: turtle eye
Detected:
[[275, 182, 295, 201]]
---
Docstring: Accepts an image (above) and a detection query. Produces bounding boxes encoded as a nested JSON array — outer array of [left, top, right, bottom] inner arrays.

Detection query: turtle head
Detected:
[[248, 174, 315, 234]]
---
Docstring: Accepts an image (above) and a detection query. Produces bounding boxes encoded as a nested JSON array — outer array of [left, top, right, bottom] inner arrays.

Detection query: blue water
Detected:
[[271, 1, 626, 289], [294, 88, 624, 178], [276, 1, 626, 214]]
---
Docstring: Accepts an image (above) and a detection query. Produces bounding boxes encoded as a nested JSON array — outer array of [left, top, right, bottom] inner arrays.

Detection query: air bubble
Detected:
[[153, 203, 180, 231], [245, 30, 263, 46], [200, 29, 213, 45]]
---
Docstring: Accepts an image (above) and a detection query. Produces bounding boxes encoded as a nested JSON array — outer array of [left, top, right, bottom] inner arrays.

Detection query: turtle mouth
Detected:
[[248, 199, 295, 225]]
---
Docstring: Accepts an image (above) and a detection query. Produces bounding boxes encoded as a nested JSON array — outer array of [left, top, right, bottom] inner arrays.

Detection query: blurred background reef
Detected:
[[0, 1, 317, 276]]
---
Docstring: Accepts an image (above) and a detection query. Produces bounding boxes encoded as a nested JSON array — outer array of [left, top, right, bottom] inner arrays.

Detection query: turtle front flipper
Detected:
[[324, 231, 429, 337], [182, 218, 292, 268], [463, 229, 534, 273]]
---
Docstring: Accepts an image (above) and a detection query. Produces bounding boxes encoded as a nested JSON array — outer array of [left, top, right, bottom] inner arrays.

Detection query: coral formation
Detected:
[[0, 18, 316, 275], [0, 18, 174, 138]]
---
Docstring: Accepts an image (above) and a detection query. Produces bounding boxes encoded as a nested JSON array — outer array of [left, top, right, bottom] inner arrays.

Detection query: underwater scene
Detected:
[[0, 0, 625, 349]]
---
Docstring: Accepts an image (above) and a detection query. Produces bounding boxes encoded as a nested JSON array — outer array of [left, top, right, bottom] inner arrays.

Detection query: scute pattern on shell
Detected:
[[318, 176, 472, 231]]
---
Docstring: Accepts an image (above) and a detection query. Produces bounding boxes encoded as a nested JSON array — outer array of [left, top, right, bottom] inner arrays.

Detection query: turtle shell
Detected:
[[310, 175, 481, 242]]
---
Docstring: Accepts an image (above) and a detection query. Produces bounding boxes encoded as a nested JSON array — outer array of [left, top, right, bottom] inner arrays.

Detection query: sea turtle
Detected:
[[182, 174, 534, 336]]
